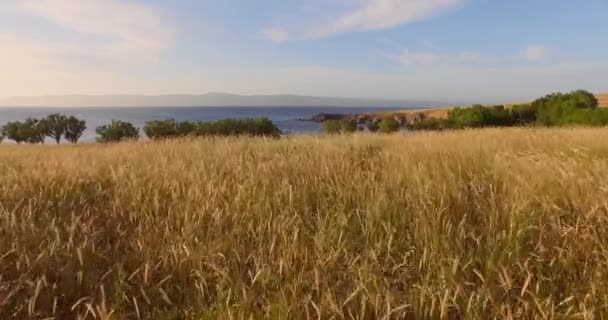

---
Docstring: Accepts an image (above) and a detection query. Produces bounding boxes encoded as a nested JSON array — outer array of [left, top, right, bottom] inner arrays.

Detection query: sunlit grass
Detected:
[[2, 128, 608, 319]]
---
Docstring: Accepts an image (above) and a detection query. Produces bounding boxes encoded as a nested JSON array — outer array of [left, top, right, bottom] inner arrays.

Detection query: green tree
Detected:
[[21, 118, 46, 144], [41, 113, 68, 144], [65, 116, 87, 143], [143, 119, 178, 139], [379, 118, 400, 133], [2, 122, 25, 144], [534, 90, 598, 126], [96, 120, 140, 143]]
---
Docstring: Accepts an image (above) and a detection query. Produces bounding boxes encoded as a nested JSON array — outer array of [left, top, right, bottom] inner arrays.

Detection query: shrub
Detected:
[[322, 120, 342, 134], [448, 105, 514, 128], [96, 120, 140, 143], [534, 90, 599, 126], [64, 116, 87, 143], [411, 118, 455, 131], [143, 119, 178, 139], [176, 121, 197, 136], [340, 120, 358, 133], [378, 118, 400, 133], [195, 117, 281, 137], [366, 121, 380, 133], [511, 104, 537, 125]]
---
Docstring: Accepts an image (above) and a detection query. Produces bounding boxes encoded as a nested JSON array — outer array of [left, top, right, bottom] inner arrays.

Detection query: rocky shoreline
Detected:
[[301, 108, 449, 126]]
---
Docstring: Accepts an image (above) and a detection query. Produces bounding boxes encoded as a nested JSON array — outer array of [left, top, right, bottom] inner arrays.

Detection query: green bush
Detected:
[[411, 118, 455, 131], [195, 117, 281, 137], [378, 118, 400, 133], [366, 121, 380, 133], [322, 120, 358, 134], [448, 105, 514, 128], [322, 120, 342, 134], [340, 120, 358, 133], [534, 90, 599, 126], [143, 119, 178, 139], [96, 120, 140, 143], [176, 121, 197, 136], [511, 104, 537, 125]]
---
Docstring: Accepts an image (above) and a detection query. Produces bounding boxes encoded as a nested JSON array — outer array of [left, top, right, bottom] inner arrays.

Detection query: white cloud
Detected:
[[16, 0, 173, 61], [309, 0, 465, 38], [0, 0, 175, 97], [523, 45, 546, 61], [260, 28, 290, 43], [263, 0, 466, 41]]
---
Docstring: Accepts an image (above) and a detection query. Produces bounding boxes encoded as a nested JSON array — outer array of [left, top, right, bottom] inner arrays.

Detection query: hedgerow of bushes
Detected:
[[407, 90, 607, 132], [0, 116, 281, 144]]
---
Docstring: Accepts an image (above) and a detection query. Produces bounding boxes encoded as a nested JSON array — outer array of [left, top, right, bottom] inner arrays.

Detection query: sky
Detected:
[[0, 0, 607, 102]]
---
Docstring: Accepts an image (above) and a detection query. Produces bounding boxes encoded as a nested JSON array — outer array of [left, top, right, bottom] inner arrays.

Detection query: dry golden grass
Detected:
[[2, 129, 608, 319], [598, 94, 608, 107]]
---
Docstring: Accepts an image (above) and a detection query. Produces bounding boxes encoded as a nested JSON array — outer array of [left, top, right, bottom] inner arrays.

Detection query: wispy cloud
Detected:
[[0, 0, 175, 97], [523, 45, 546, 61], [263, 0, 466, 42], [260, 28, 290, 44], [16, 0, 174, 61]]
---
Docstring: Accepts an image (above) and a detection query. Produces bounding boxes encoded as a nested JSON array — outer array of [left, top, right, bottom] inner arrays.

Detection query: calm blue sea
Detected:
[[0, 106, 404, 142]]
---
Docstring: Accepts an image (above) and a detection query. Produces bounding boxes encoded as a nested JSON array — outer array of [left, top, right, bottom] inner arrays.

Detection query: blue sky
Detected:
[[1, 0, 607, 102]]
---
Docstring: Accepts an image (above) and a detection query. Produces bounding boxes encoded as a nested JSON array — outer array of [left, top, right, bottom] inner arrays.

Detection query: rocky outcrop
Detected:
[[305, 113, 350, 122], [304, 111, 430, 125]]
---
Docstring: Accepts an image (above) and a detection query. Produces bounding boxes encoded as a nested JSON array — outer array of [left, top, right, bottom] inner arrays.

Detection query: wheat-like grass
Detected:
[[2, 128, 608, 319]]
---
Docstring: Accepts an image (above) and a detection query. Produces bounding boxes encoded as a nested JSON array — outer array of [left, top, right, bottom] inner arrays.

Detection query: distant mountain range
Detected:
[[0, 93, 451, 108]]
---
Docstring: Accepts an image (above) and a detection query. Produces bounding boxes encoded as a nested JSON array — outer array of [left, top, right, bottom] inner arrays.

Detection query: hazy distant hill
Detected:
[[0, 93, 449, 108]]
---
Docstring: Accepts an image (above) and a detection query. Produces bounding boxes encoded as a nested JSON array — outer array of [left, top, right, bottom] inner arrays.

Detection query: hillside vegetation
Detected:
[[361, 92, 608, 122], [2, 129, 608, 319]]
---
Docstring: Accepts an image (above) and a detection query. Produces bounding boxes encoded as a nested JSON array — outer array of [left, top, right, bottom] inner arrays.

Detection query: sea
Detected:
[[0, 106, 404, 142]]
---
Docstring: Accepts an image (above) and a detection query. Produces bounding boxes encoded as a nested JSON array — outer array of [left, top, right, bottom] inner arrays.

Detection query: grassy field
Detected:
[[2, 129, 608, 319]]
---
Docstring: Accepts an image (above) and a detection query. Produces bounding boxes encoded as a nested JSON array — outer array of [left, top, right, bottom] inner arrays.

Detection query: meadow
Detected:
[[2, 128, 608, 319]]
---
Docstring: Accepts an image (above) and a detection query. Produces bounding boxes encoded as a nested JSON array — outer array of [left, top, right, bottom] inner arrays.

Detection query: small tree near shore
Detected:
[[96, 120, 139, 143], [65, 116, 87, 143], [41, 113, 68, 144], [379, 118, 400, 133]]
